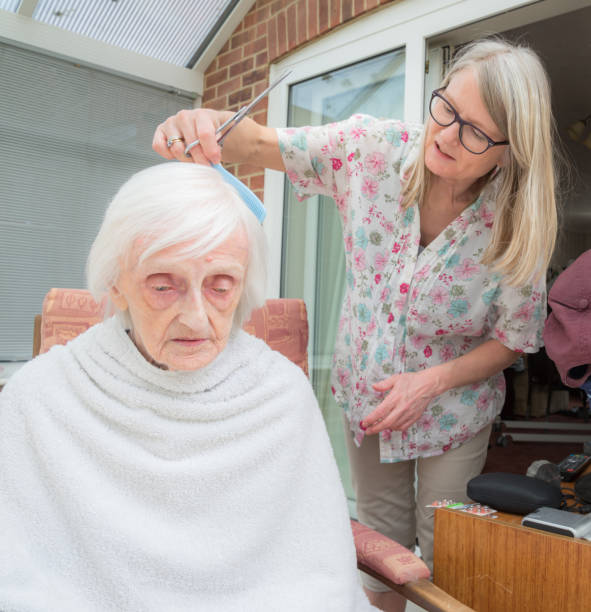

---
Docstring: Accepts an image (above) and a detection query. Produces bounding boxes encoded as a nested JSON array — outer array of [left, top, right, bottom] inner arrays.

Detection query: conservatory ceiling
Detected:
[[0, 0, 239, 67]]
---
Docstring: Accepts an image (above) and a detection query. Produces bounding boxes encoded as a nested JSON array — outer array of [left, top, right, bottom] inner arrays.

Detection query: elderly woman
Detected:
[[154, 38, 559, 611], [0, 163, 376, 611]]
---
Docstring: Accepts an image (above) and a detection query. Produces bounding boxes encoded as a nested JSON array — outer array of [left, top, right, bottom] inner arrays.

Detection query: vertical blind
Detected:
[[0, 42, 194, 360]]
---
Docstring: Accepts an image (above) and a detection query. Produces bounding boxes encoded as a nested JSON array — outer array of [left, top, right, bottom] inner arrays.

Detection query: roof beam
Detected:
[[17, 0, 38, 18]]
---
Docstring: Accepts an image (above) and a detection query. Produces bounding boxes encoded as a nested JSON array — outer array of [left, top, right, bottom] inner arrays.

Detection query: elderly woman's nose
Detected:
[[178, 289, 208, 328]]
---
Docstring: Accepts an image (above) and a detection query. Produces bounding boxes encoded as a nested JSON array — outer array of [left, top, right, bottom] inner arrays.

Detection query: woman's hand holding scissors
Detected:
[[153, 71, 291, 170]]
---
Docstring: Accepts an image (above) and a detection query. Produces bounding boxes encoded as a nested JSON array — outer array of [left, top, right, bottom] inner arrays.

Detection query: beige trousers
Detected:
[[344, 420, 492, 591]]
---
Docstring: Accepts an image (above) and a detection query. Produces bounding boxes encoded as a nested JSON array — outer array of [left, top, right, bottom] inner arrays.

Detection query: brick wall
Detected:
[[202, 0, 397, 198]]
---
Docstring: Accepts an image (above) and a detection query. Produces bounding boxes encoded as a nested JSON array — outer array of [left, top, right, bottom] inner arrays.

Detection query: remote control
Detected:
[[558, 454, 591, 481]]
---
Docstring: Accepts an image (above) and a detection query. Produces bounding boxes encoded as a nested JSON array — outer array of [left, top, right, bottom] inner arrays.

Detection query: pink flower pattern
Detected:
[[344, 235, 353, 253], [514, 301, 535, 322], [439, 343, 456, 362], [364, 151, 387, 175], [374, 251, 388, 271], [353, 248, 366, 271], [430, 286, 448, 306], [455, 258, 480, 280], [331, 157, 343, 170], [361, 176, 379, 201]]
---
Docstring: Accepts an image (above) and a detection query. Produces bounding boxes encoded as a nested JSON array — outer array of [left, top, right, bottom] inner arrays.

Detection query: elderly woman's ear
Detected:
[[109, 285, 129, 312]]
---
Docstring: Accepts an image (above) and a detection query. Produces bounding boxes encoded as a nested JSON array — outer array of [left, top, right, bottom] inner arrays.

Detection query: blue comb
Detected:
[[211, 163, 266, 223]]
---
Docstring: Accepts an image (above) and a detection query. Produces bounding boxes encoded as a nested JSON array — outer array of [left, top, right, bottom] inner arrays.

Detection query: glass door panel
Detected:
[[281, 49, 405, 508]]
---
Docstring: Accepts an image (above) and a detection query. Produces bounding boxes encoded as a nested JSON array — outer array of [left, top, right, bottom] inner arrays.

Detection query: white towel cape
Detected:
[[0, 317, 374, 611]]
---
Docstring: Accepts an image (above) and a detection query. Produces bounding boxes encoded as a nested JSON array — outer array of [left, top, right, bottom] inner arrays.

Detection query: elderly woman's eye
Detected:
[[145, 275, 178, 299], [207, 275, 235, 297]]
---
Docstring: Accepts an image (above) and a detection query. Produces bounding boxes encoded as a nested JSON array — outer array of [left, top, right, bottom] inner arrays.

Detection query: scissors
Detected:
[[184, 69, 292, 156]]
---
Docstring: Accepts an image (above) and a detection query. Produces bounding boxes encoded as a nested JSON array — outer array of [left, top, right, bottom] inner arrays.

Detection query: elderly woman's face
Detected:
[[110, 228, 249, 371], [424, 68, 508, 185]]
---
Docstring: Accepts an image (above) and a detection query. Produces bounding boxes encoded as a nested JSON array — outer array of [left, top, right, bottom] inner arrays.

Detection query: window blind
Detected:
[[0, 42, 194, 360]]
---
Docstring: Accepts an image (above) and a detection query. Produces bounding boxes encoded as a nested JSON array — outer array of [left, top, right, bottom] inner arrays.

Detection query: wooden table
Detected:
[[433, 472, 591, 611]]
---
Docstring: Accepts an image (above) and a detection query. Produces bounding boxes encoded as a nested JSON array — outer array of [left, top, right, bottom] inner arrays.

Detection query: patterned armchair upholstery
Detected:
[[39, 289, 107, 355], [34, 288, 470, 611]]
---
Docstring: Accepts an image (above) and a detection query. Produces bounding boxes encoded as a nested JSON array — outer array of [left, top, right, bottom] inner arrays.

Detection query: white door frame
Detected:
[[262, 0, 591, 297]]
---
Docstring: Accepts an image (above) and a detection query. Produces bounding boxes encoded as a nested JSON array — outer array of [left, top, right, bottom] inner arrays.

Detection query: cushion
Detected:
[[40, 288, 106, 355]]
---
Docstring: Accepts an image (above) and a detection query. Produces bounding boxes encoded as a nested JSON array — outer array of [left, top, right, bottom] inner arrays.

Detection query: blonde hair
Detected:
[[402, 38, 558, 285]]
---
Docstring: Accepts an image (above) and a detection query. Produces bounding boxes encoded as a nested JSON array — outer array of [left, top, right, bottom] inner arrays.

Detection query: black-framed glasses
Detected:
[[429, 89, 509, 155]]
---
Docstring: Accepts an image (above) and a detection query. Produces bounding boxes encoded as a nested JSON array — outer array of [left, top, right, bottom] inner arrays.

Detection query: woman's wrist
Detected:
[[425, 362, 452, 398], [422, 340, 519, 399], [219, 115, 275, 167]]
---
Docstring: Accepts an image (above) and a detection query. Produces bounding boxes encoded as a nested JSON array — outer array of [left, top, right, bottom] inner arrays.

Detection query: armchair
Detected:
[[34, 288, 472, 612]]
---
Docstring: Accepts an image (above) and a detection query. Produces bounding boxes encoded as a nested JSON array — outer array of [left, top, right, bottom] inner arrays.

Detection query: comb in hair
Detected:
[[211, 163, 267, 223]]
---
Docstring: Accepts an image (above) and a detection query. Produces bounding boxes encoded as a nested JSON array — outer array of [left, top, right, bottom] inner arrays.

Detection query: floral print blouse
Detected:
[[278, 115, 546, 462]]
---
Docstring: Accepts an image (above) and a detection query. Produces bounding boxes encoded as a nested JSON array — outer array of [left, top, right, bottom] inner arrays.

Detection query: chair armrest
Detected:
[[351, 519, 430, 585], [351, 520, 474, 612], [33, 314, 42, 358]]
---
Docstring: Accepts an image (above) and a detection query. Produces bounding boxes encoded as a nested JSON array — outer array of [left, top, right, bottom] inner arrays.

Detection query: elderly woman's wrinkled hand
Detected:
[[152, 108, 225, 165], [361, 370, 442, 435]]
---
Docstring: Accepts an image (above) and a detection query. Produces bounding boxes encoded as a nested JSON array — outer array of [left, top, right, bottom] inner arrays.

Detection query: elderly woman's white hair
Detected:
[[87, 162, 267, 329]]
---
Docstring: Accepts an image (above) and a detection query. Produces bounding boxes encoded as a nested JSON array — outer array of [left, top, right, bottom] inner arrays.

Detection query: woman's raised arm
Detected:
[[152, 108, 285, 172]]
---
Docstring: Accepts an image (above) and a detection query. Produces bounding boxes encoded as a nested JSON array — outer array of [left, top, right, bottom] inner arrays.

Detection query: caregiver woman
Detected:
[[154, 39, 558, 610]]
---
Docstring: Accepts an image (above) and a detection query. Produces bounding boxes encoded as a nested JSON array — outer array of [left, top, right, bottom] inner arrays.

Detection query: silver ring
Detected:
[[166, 136, 184, 149]]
